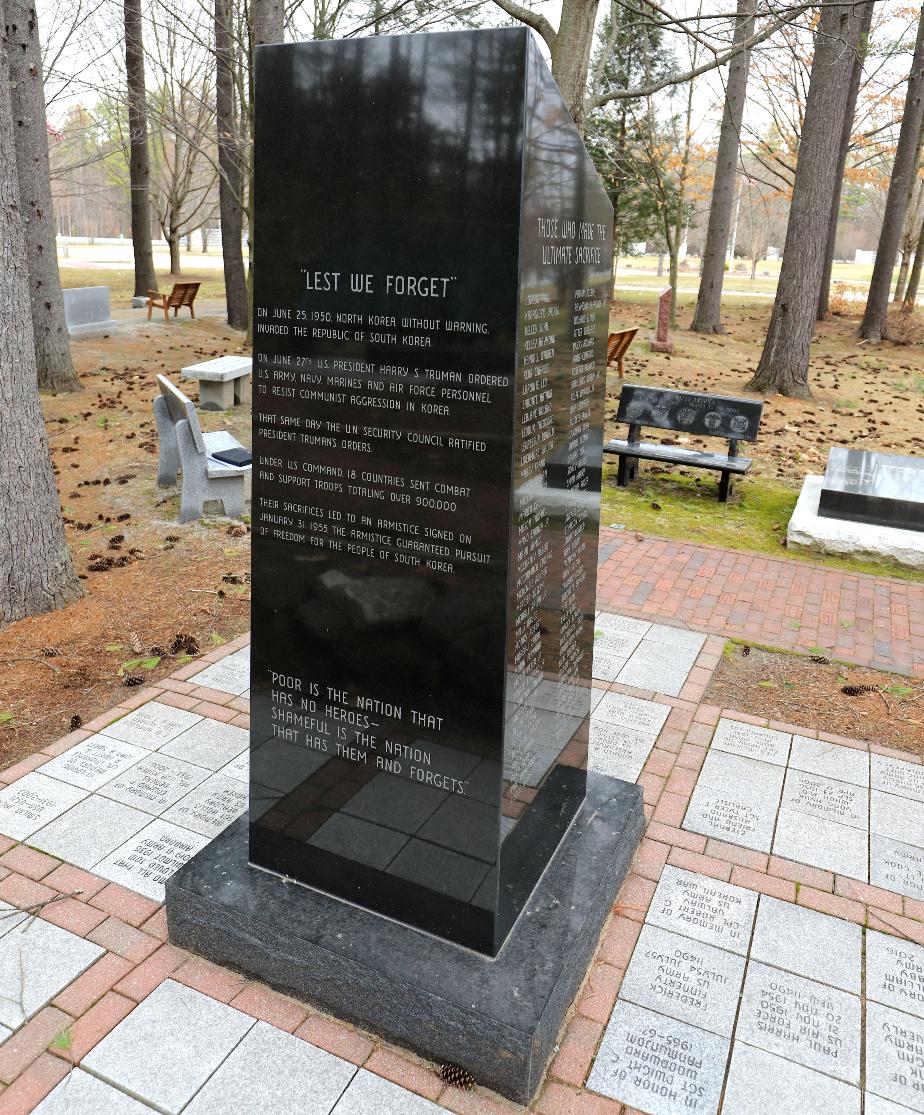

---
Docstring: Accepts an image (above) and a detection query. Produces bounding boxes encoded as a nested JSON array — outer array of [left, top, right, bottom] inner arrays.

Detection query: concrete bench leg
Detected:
[[154, 397, 179, 488], [234, 375, 251, 405], [719, 471, 733, 502], [199, 379, 236, 411], [218, 478, 246, 519]]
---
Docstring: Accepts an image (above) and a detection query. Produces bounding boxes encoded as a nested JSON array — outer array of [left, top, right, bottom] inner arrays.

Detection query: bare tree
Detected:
[[861, 4, 924, 342], [691, 0, 756, 333], [817, 0, 874, 319], [4, 0, 82, 393], [124, 0, 157, 303], [0, 19, 82, 622], [747, 0, 866, 398]]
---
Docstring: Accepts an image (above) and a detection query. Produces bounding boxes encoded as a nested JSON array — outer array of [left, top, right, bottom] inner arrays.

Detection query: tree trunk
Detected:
[[751, 255, 758, 280], [656, 253, 664, 276], [894, 248, 911, 302], [215, 0, 248, 330], [817, 1, 874, 320], [0, 21, 82, 623], [549, 0, 600, 132], [124, 0, 157, 302], [691, 0, 756, 334], [902, 216, 924, 311], [748, 1, 865, 398], [4, 0, 82, 393], [860, 5, 924, 341], [168, 232, 181, 275], [252, 0, 284, 46], [201, 225, 209, 253]]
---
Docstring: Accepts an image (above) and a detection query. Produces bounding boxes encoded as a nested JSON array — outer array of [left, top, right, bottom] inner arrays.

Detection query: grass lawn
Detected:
[[60, 267, 228, 307]]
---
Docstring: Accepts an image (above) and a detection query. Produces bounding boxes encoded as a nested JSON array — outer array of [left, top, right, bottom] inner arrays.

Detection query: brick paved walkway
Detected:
[[597, 530, 924, 677]]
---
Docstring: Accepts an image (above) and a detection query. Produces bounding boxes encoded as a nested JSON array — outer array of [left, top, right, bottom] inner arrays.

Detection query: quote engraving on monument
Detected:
[[249, 28, 613, 953]]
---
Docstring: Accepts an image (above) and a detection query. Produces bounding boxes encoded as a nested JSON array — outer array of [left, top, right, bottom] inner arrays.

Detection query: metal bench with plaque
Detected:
[[605, 383, 763, 502]]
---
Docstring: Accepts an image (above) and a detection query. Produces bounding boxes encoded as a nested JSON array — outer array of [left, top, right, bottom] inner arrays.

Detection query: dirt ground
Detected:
[[706, 644, 924, 755], [608, 298, 924, 483], [0, 316, 253, 770], [2, 299, 923, 771]]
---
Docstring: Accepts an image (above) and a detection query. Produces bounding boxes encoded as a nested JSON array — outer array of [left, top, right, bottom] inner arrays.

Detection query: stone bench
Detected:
[[181, 355, 252, 411], [154, 375, 251, 523], [604, 383, 763, 502]]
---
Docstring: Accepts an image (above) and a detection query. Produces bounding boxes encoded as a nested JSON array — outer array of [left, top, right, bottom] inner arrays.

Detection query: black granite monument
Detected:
[[819, 446, 924, 533], [167, 27, 643, 1101]]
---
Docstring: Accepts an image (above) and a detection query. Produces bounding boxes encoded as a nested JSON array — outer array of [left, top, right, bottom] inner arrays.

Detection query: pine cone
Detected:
[[809, 654, 830, 664], [741, 645, 751, 656], [69, 715, 82, 731], [439, 1064, 475, 1091], [841, 685, 863, 696], [123, 675, 144, 687]]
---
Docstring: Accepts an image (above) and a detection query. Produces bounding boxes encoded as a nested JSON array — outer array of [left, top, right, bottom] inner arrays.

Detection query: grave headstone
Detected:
[[62, 286, 117, 337], [818, 447, 924, 533], [166, 27, 643, 1104], [649, 287, 674, 353]]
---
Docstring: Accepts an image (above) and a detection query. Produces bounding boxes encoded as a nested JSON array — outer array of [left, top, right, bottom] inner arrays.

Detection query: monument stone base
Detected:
[[165, 773, 643, 1104], [788, 475, 924, 569]]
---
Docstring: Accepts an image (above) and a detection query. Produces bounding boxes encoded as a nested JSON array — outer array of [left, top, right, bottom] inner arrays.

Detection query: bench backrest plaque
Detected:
[[617, 384, 762, 441], [250, 28, 613, 955]]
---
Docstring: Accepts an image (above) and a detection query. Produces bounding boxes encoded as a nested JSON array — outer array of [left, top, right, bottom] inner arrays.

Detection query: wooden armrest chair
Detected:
[[147, 282, 201, 321]]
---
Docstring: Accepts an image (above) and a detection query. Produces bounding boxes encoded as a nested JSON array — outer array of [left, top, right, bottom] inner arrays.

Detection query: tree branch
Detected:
[[491, 0, 556, 49]]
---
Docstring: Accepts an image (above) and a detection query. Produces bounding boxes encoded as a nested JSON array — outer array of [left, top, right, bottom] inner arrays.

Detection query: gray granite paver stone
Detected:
[[530, 679, 604, 717], [750, 894, 861, 993], [159, 720, 249, 770], [645, 865, 757, 956], [595, 612, 651, 641], [683, 752, 784, 852], [0, 773, 86, 841], [0, 918, 104, 1028], [736, 960, 861, 1084], [722, 1042, 861, 1115], [100, 702, 202, 749], [31, 795, 150, 869], [619, 923, 745, 1035], [331, 1069, 443, 1114], [865, 1095, 922, 1115], [781, 768, 868, 830], [99, 753, 209, 814], [871, 836, 924, 901], [872, 755, 924, 803], [868, 931, 924, 1020], [644, 624, 707, 652], [866, 1001, 924, 1113], [82, 980, 255, 1113], [591, 650, 628, 682], [39, 736, 147, 792], [33, 1069, 155, 1114], [616, 655, 692, 698], [162, 773, 247, 837], [872, 791, 924, 847], [219, 751, 249, 782], [594, 691, 670, 735], [586, 999, 729, 1115], [711, 719, 791, 765], [93, 818, 211, 901], [771, 806, 868, 880], [183, 1019, 354, 1114], [595, 627, 645, 657], [589, 721, 657, 783], [189, 651, 250, 697], [790, 735, 869, 787]]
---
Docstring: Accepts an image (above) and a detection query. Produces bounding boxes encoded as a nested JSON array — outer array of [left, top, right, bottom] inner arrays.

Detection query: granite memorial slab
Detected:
[[31, 795, 150, 869], [101, 702, 203, 750], [790, 734, 870, 787], [97, 818, 211, 901], [723, 1044, 861, 1115], [871, 834, 924, 901], [589, 720, 657, 782], [645, 865, 757, 955], [872, 754, 924, 802], [781, 769, 868, 830], [40, 736, 147, 792], [750, 895, 861, 995], [866, 1001, 924, 1112], [872, 789, 924, 846], [736, 960, 861, 1084], [711, 719, 791, 765], [0, 772, 87, 841], [165, 26, 642, 1103], [683, 751, 784, 852], [595, 691, 671, 736], [99, 753, 209, 814], [62, 286, 117, 337], [867, 930, 924, 1020], [587, 999, 730, 1115], [818, 447, 924, 533], [772, 805, 868, 880]]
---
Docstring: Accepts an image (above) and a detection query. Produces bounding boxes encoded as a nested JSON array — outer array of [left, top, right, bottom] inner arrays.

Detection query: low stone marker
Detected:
[[649, 286, 674, 352], [62, 286, 117, 337]]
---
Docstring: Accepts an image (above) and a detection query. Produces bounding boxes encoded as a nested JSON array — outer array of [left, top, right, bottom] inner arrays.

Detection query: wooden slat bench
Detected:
[[607, 327, 638, 379], [147, 282, 201, 321], [604, 383, 763, 502]]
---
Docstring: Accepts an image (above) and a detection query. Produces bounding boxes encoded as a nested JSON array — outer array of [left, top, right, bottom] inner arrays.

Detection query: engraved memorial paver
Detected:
[[589, 721, 658, 783], [31, 795, 150, 869], [99, 753, 209, 814], [865, 1093, 922, 1115], [866, 1001, 924, 1113], [684, 751, 784, 852], [772, 804, 867, 880], [872, 790, 924, 847], [587, 999, 729, 1115], [39, 736, 148, 792], [594, 692, 670, 737], [100, 702, 203, 749], [619, 923, 745, 1035], [781, 769, 868, 830], [219, 751, 249, 783], [711, 719, 791, 766], [868, 931, 924, 1020], [873, 756, 924, 804], [871, 835, 924, 901], [160, 720, 249, 771], [0, 772, 86, 841], [94, 818, 211, 901], [750, 895, 861, 994], [162, 773, 248, 838], [790, 735, 869, 787], [189, 649, 251, 697], [722, 1043, 861, 1115], [736, 960, 861, 1084], [645, 865, 757, 956]]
